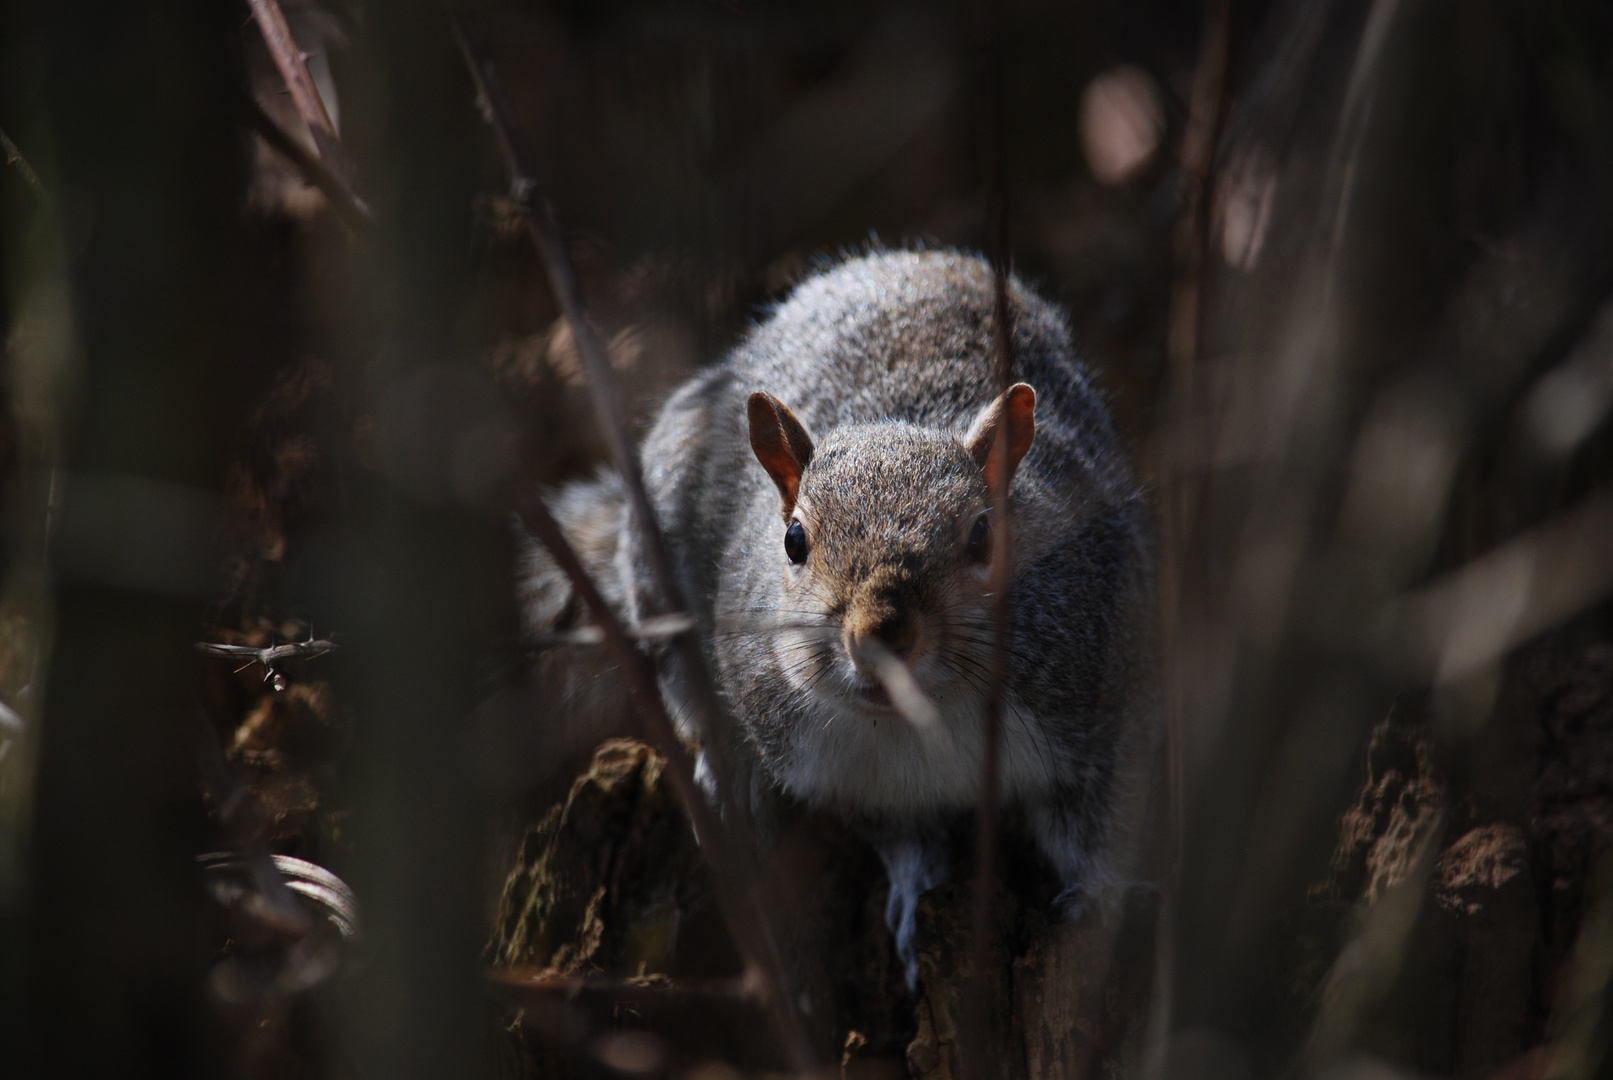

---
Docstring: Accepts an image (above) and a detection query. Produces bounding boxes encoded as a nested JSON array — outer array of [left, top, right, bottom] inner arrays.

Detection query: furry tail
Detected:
[[510, 469, 637, 780], [517, 469, 630, 637]]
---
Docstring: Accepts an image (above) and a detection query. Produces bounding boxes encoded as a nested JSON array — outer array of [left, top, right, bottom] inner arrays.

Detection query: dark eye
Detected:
[[967, 514, 991, 564], [785, 520, 808, 564]]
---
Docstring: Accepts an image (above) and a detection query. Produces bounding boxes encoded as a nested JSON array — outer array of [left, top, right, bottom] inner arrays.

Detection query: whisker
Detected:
[[712, 623, 839, 640]]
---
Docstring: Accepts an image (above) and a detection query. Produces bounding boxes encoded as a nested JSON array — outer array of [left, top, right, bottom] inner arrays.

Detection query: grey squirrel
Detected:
[[518, 249, 1158, 985]]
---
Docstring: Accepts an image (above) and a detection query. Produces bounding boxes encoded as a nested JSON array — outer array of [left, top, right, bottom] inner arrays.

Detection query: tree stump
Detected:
[[488, 740, 1159, 1078]]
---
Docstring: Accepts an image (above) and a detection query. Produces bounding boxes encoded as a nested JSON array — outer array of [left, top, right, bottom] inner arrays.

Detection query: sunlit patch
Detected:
[[1524, 302, 1613, 457], [1216, 148, 1278, 271], [1079, 65, 1165, 187]]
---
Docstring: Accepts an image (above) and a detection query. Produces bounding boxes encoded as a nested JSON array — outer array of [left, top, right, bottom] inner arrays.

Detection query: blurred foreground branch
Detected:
[[963, 4, 1018, 1062], [1391, 485, 1613, 686]]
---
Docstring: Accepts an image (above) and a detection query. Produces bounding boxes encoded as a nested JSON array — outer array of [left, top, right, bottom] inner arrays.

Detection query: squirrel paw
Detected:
[[1051, 883, 1096, 924], [1052, 880, 1144, 926], [878, 838, 949, 990]]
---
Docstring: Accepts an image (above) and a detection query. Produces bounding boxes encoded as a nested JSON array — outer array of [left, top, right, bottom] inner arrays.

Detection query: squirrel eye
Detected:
[[785, 520, 808, 565], [967, 514, 991, 564]]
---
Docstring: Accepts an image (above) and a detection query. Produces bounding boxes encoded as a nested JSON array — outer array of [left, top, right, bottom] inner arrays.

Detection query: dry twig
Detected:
[[1148, 5, 1238, 1074]]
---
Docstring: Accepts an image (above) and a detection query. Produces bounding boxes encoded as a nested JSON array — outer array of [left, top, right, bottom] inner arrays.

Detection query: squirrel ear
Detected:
[[965, 383, 1037, 488], [748, 392, 815, 510]]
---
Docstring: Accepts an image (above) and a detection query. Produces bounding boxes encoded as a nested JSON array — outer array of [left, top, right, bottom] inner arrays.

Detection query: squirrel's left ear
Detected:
[[748, 392, 815, 511], [965, 383, 1036, 489]]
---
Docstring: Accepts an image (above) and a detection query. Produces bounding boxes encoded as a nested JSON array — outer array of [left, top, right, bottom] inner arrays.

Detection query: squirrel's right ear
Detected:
[[748, 392, 815, 511], [965, 382, 1036, 489]]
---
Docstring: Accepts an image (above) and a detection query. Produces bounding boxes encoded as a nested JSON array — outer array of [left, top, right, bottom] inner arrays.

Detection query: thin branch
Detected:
[[244, 0, 354, 192], [964, 2, 1016, 1070], [536, 612, 694, 648], [512, 484, 816, 1069], [451, 5, 811, 1063], [446, 4, 745, 836], [1147, 8, 1236, 1074], [1167, 0, 1236, 384], [240, 94, 374, 231]]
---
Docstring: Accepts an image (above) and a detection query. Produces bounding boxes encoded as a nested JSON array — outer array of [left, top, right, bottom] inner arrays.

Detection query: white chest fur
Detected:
[[771, 677, 1066, 813]]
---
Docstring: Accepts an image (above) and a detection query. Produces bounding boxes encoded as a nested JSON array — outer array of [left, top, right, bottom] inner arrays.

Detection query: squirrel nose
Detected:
[[871, 612, 918, 657], [845, 596, 921, 663]]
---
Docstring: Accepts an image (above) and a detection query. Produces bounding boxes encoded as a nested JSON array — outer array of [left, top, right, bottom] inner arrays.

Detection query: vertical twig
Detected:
[[1167, 0, 1236, 386], [1159, 0, 1239, 812], [245, 0, 356, 194], [512, 486, 815, 1068], [963, 2, 1015, 1073], [1152, 0, 1237, 1041]]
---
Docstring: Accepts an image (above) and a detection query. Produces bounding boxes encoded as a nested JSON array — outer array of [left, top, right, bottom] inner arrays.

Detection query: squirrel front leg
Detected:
[[1028, 792, 1125, 923], [856, 818, 951, 990]]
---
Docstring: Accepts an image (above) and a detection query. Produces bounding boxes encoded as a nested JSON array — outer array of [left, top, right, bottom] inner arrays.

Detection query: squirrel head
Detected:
[[747, 384, 1035, 716]]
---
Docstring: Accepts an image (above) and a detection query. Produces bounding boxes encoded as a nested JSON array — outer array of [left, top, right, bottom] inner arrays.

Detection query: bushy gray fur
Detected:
[[520, 250, 1157, 986]]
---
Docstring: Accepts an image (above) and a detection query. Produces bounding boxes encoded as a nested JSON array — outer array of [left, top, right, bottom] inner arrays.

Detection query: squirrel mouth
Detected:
[[854, 683, 894, 709]]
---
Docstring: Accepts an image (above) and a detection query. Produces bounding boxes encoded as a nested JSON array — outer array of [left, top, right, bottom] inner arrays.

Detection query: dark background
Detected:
[[3, 0, 1613, 1077]]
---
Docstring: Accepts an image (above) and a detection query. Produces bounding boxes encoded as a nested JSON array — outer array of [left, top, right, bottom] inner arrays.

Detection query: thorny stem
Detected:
[[244, 0, 356, 194], [513, 486, 815, 1069], [240, 95, 374, 231], [963, 2, 1015, 1071]]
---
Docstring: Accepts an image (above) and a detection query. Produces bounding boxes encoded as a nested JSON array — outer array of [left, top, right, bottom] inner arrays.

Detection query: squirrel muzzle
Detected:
[[843, 572, 925, 671]]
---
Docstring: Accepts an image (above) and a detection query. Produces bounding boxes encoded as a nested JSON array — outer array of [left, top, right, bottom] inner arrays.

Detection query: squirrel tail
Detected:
[[516, 467, 630, 639], [508, 468, 636, 781]]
